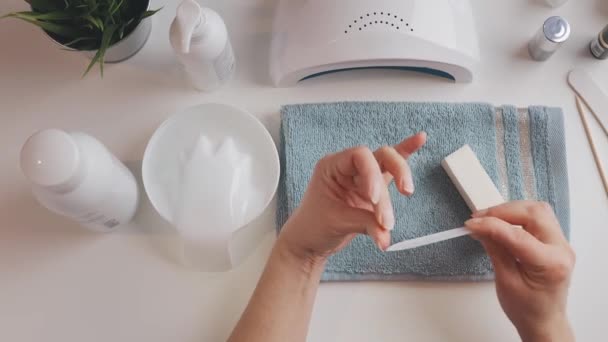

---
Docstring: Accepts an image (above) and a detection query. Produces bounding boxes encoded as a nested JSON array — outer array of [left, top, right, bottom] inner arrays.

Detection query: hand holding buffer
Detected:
[[387, 145, 504, 252]]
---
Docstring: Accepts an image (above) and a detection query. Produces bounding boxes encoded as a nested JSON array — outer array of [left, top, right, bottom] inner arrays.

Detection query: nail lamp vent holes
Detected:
[[344, 12, 413, 34]]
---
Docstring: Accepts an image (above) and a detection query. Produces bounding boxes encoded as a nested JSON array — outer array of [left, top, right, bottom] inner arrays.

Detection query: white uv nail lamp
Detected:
[[270, 0, 480, 86]]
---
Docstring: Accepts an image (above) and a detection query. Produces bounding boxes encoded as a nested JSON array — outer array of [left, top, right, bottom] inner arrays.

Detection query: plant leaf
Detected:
[[83, 15, 97, 28], [83, 49, 102, 77], [141, 8, 161, 20], [109, 0, 124, 16], [83, 14, 103, 30], [3, 13, 83, 38], [77, 40, 99, 50], [63, 36, 96, 47], [83, 24, 117, 78], [96, 18, 104, 30], [117, 24, 126, 39], [98, 24, 118, 75], [4, 9, 84, 21], [24, 0, 65, 12]]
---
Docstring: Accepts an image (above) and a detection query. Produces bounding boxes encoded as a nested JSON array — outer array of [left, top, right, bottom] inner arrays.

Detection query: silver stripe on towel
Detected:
[[518, 108, 537, 200], [495, 108, 510, 200]]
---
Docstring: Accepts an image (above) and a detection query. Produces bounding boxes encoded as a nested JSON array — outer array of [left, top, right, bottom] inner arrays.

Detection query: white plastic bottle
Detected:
[[20, 129, 139, 232], [170, 0, 236, 91]]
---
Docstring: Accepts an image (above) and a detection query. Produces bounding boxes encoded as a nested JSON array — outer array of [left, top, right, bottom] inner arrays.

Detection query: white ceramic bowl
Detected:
[[142, 103, 280, 268]]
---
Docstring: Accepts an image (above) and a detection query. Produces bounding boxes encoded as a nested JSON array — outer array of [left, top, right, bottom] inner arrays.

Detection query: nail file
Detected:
[[568, 69, 608, 136], [386, 145, 504, 252], [386, 227, 470, 252]]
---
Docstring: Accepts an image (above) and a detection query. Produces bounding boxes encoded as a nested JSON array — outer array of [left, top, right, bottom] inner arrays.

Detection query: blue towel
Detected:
[[277, 102, 569, 281]]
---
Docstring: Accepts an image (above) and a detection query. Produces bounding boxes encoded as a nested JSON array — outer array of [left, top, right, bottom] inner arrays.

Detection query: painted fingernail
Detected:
[[371, 183, 381, 204], [472, 209, 488, 217]]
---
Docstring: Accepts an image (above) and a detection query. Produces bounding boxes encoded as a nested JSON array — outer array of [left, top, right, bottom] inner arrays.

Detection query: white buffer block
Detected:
[[441, 145, 505, 212]]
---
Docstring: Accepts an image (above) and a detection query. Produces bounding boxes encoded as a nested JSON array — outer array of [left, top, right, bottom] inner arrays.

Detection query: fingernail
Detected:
[[382, 210, 395, 231], [372, 237, 383, 251], [371, 184, 381, 204], [465, 218, 483, 226], [472, 209, 488, 217], [402, 176, 414, 196]]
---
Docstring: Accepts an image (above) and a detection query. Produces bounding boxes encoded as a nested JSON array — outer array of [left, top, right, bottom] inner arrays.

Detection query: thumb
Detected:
[[477, 238, 517, 277], [340, 207, 391, 250], [465, 216, 550, 266]]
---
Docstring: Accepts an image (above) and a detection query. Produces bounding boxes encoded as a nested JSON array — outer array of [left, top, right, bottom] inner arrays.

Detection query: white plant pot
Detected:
[[40, 1, 152, 63], [81, 17, 152, 63]]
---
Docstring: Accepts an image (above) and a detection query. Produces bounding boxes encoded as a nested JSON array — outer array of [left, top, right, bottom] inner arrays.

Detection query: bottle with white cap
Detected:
[[20, 129, 139, 232], [170, 0, 236, 91]]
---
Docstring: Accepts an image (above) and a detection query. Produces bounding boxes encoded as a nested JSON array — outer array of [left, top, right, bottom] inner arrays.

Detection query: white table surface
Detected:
[[1, 0, 607, 341]]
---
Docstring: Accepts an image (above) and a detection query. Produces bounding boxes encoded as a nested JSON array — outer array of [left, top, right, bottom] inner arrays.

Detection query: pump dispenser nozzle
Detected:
[[172, 0, 204, 53]]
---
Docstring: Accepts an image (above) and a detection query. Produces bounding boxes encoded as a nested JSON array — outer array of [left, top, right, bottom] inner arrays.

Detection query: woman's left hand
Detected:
[[277, 132, 427, 265], [229, 133, 427, 342]]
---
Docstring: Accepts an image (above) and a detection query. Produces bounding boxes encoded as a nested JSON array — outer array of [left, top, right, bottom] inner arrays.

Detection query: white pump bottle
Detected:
[[170, 0, 236, 91]]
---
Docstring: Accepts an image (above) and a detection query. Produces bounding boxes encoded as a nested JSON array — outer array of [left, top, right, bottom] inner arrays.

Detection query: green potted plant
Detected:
[[2, 0, 161, 76]]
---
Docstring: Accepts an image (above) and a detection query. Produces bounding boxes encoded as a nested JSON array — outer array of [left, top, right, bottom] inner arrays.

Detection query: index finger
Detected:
[[394, 132, 427, 158], [375, 132, 427, 190], [472, 201, 565, 244], [332, 146, 384, 204]]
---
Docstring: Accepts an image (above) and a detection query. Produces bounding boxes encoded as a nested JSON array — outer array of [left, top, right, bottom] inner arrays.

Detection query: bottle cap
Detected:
[[20, 129, 80, 188], [543, 16, 570, 43], [171, 0, 205, 54]]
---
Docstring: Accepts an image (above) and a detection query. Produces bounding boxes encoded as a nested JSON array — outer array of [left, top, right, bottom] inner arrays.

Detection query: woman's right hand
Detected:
[[465, 201, 576, 342]]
